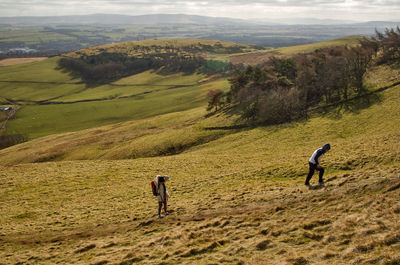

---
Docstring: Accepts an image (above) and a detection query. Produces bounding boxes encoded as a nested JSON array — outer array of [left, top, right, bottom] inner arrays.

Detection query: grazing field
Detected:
[[0, 40, 236, 139], [5, 79, 226, 139]]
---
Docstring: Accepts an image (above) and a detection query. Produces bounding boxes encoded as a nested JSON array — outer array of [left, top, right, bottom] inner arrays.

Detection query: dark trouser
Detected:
[[158, 200, 167, 216], [305, 162, 324, 185]]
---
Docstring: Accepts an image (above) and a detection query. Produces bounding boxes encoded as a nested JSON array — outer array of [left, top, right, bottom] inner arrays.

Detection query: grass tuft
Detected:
[[74, 244, 96, 254], [255, 239, 272, 251]]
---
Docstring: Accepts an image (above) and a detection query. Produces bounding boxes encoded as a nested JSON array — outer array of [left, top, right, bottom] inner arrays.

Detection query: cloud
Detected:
[[0, 0, 399, 21]]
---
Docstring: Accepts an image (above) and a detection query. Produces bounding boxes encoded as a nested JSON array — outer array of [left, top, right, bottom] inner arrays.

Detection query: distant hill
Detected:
[[0, 14, 257, 26], [352, 21, 400, 28], [1, 14, 398, 27], [254, 17, 357, 25], [1, 14, 399, 55]]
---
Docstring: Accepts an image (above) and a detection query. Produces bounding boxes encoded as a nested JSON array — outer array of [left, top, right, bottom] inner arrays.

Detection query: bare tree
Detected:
[[207, 89, 225, 111]]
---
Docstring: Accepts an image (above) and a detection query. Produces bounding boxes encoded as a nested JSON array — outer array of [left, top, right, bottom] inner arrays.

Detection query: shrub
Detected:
[[0, 134, 27, 149]]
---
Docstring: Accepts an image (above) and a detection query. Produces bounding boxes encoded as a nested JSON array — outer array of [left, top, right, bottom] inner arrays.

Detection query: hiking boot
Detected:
[[165, 212, 169, 216], [319, 180, 324, 185], [158, 215, 164, 219]]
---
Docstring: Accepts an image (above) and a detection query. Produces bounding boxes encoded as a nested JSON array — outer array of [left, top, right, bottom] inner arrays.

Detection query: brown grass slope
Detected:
[[0, 153, 399, 264]]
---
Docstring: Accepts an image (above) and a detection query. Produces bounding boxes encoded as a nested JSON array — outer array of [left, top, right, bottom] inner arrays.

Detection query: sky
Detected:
[[0, 0, 400, 22]]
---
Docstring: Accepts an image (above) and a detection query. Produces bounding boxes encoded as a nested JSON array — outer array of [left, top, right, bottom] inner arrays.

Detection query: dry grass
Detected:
[[1, 101, 399, 264], [0, 161, 399, 264]]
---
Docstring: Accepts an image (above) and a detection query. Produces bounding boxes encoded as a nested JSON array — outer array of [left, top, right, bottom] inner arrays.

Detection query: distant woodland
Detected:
[[57, 43, 239, 84]]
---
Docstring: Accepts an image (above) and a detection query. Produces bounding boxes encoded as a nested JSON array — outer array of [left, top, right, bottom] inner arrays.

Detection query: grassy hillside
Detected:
[[4, 73, 228, 139], [1, 37, 399, 264], [229, 36, 365, 65], [1, 58, 398, 165], [0, 37, 367, 140], [275, 36, 364, 55], [0, 57, 83, 102], [0, 39, 240, 139], [0, 65, 399, 264]]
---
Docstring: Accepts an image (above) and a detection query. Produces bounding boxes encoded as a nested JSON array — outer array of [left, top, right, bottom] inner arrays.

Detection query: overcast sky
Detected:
[[1, 0, 399, 21]]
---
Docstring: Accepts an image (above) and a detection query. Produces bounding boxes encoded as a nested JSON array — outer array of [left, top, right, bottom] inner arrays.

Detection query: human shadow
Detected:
[[307, 183, 325, 190]]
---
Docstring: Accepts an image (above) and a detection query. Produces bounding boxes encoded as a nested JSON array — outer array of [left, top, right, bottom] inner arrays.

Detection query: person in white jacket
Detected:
[[305, 143, 331, 186], [154, 175, 170, 218]]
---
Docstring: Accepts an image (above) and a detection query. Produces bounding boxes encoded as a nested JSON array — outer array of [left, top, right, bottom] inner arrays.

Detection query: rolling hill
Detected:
[[1, 14, 398, 27], [0, 39, 245, 139], [0, 37, 399, 264], [0, 14, 256, 26], [0, 37, 363, 141]]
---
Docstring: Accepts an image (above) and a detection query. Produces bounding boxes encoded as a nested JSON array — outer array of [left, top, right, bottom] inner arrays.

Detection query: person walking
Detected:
[[154, 175, 170, 218], [305, 143, 331, 186]]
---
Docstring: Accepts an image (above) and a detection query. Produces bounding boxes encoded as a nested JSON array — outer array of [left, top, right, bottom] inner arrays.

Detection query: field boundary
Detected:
[[3, 83, 200, 106]]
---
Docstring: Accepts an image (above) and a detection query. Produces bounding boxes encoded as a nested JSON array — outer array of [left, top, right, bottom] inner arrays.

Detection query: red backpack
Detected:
[[151, 180, 157, 196]]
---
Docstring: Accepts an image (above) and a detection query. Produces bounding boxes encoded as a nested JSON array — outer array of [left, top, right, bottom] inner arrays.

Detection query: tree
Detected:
[[375, 27, 400, 64], [207, 89, 225, 111], [226, 40, 378, 126], [347, 45, 375, 94]]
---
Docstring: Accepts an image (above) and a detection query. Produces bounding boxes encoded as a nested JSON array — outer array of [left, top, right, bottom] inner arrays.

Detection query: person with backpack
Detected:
[[305, 143, 331, 186], [151, 175, 170, 218]]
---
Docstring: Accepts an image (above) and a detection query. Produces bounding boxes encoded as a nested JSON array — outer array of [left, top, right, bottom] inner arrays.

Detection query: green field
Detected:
[[0, 27, 73, 44], [6, 81, 226, 139], [0, 40, 234, 139]]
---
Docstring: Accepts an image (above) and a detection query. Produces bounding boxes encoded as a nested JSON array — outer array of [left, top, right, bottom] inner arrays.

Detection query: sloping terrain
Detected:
[[1, 36, 400, 265], [0, 63, 398, 165], [1, 159, 399, 265], [0, 63, 399, 264]]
